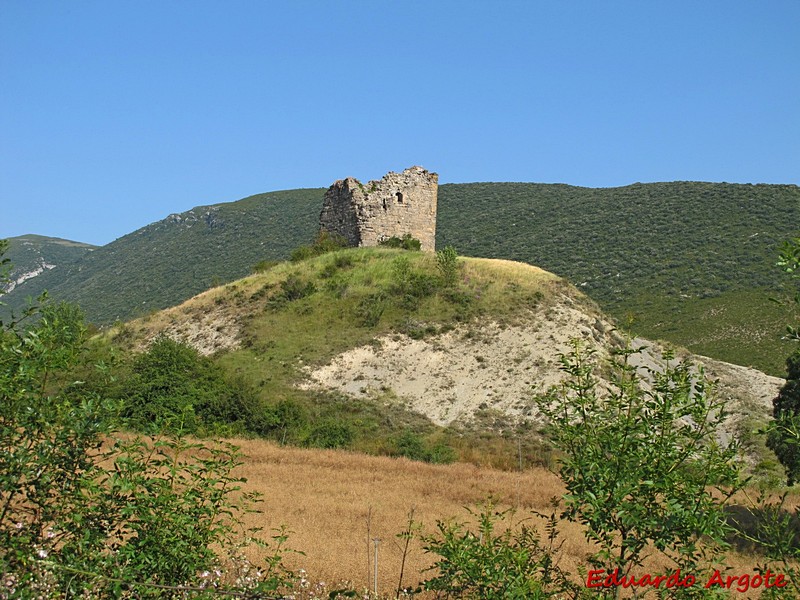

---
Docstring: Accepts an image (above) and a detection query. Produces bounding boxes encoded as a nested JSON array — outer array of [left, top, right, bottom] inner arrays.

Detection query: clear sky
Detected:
[[1, 0, 798, 246]]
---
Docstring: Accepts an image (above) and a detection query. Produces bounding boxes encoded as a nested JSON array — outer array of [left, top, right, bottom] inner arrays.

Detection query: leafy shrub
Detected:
[[390, 256, 439, 309], [279, 276, 317, 301], [267, 276, 317, 310], [441, 287, 474, 309], [252, 399, 309, 444], [356, 292, 387, 327], [379, 234, 422, 251], [767, 237, 800, 485], [0, 290, 291, 596], [320, 254, 355, 279], [394, 431, 428, 461], [324, 273, 350, 298], [419, 504, 576, 598], [536, 340, 743, 577], [427, 440, 458, 464], [394, 431, 457, 464], [290, 230, 350, 262], [121, 335, 260, 435], [307, 420, 354, 449], [767, 350, 800, 486], [436, 245, 460, 287], [252, 259, 280, 274]]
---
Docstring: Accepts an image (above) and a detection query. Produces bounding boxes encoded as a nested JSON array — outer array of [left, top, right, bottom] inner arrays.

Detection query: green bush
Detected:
[[266, 275, 317, 310], [290, 230, 350, 262], [0, 293, 291, 596], [252, 399, 309, 444], [767, 350, 800, 486], [393, 431, 457, 464], [120, 335, 261, 435], [252, 259, 280, 274], [307, 420, 354, 449], [390, 256, 439, 309], [356, 292, 387, 327], [279, 275, 317, 301], [536, 340, 743, 578], [379, 234, 422, 251], [767, 237, 800, 485], [419, 504, 578, 598], [436, 245, 460, 288]]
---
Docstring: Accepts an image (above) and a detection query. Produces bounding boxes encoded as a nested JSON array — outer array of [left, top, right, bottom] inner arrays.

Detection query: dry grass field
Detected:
[[230, 437, 798, 597]]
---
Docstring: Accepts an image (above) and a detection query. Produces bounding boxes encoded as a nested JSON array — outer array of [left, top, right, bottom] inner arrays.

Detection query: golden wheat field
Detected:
[[229, 437, 797, 597]]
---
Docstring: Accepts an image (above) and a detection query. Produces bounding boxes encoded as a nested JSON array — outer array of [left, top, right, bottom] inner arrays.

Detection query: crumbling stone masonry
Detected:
[[319, 166, 438, 252]]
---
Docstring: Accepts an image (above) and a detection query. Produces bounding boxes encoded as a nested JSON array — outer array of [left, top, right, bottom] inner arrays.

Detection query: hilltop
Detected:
[[106, 247, 783, 475], [4, 180, 799, 375]]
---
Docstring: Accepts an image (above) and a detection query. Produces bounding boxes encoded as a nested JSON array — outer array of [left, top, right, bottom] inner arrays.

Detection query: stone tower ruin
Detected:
[[319, 166, 438, 252]]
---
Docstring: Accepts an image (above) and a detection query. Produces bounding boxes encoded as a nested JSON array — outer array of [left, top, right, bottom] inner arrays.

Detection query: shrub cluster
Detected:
[[120, 335, 262, 436], [0, 295, 292, 597], [290, 230, 350, 262], [379, 234, 422, 251]]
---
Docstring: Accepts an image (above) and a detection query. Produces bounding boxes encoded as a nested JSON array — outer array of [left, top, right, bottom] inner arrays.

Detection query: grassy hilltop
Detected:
[[103, 246, 782, 477]]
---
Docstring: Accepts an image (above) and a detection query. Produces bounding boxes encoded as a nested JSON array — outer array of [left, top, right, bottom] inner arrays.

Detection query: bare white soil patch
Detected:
[[304, 304, 617, 426], [303, 308, 783, 433]]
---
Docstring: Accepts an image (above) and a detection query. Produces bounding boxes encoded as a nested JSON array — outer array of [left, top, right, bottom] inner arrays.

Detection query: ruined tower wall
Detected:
[[319, 166, 438, 252]]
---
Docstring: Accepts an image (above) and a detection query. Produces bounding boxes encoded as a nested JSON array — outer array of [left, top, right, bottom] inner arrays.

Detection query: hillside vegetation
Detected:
[[4, 181, 799, 374], [5, 241, 799, 597], [1, 234, 96, 295], [104, 247, 783, 479], [105, 247, 570, 469]]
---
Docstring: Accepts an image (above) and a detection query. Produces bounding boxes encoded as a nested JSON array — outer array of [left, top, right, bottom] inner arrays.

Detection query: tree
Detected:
[[767, 351, 800, 485], [535, 340, 743, 593], [0, 244, 292, 596], [767, 236, 800, 485]]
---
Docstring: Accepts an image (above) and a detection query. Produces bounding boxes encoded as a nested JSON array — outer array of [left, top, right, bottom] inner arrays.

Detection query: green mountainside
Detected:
[[2, 189, 323, 323], [437, 182, 800, 375], [3, 181, 799, 374], [2, 234, 97, 297]]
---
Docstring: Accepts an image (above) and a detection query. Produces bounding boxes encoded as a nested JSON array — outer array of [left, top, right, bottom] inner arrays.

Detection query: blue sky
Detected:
[[1, 1, 798, 246]]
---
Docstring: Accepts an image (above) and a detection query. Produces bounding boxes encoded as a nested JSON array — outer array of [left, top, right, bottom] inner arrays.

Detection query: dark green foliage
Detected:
[[277, 276, 317, 302], [0, 290, 291, 595], [252, 259, 279, 273], [767, 236, 800, 485], [419, 504, 578, 599], [393, 431, 457, 464], [536, 340, 744, 578], [319, 254, 355, 280], [379, 234, 422, 251], [390, 256, 440, 309], [767, 351, 800, 486], [290, 230, 350, 262], [306, 419, 354, 449], [356, 291, 388, 327], [251, 399, 309, 443], [120, 335, 260, 435]]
